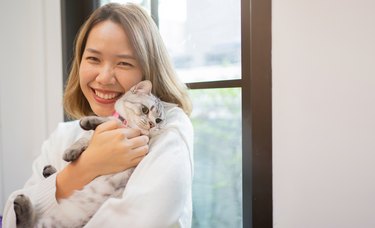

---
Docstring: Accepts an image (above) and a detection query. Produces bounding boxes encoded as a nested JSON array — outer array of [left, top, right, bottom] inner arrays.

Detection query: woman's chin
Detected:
[[92, 107, 115, 117]]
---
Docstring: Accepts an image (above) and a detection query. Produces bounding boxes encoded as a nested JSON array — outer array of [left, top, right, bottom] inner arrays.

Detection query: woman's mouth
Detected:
[[95, 90, 119, 99], [92, 89, 123, 104]]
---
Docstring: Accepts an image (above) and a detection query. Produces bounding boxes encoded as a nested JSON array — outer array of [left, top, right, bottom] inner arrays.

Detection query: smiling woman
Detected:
[[2, 3, 194, 228], [79, 20, 143, 117]]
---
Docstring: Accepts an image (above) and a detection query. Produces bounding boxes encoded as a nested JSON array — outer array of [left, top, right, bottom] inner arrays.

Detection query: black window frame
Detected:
[[60, 0, 272, 227]]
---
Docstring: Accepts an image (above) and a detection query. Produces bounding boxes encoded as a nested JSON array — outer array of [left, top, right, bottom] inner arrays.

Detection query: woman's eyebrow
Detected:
[[85, 48, 101, 54], [86, 48, 136, 59], [116, 54, 136, 59], [85, 48, 135, 59]]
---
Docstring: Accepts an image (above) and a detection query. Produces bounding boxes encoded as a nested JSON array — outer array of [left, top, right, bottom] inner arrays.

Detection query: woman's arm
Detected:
[[56, 120, 149, 200], [84, 108, 194, 228], [2, 120, 149, 227], [2, 122, 71, 228]]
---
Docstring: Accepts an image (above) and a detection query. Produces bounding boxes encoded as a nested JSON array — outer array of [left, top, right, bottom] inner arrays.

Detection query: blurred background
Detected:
[[0, 0, 243, 227], [1, 0, 375, 227]]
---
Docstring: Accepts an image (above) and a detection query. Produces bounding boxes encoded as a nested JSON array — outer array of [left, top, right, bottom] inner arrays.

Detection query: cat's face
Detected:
[[115, 80, 165, 135]]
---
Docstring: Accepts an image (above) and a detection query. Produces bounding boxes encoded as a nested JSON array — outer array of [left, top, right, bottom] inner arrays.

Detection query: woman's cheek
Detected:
[[80, 65, 97, 82]]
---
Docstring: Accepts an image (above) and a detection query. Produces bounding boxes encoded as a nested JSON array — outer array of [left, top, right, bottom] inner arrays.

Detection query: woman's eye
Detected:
[[118, 62, 133, 67], [142, 105, 149, 114], [86, 56, 99, 62], [155, 118, 163, 124]]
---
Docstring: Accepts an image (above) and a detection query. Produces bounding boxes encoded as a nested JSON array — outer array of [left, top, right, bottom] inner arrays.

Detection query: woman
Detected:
[[2, 3, 193, 228]]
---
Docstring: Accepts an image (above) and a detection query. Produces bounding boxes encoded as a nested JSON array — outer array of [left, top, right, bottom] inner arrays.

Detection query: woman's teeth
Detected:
[[95, 90, 119, 100]]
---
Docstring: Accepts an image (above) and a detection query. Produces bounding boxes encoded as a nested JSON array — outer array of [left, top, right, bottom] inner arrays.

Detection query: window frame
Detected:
[[240, 0, 272, 227], [186, 0, 272, 227], [60, 0, 272, 226]]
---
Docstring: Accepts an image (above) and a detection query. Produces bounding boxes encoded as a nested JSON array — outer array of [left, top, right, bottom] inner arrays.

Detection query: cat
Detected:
[[13, 80, 165, 228]]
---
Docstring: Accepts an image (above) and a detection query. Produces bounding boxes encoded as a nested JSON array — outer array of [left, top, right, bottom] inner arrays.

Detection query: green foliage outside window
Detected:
[[190, 88, 242, 228]]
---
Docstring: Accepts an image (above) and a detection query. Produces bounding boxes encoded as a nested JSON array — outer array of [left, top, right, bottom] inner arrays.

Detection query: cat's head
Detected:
[[114, 80, 165, 135]]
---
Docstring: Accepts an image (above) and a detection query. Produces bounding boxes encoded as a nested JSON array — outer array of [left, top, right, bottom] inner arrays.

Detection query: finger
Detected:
[[95, 120, 122, 133], [126, 135, 149, 149], [130, 155, 146, 166], [102, 128, 143, 142], [121, 128, 143, 139], [131, 144, 149, 157]]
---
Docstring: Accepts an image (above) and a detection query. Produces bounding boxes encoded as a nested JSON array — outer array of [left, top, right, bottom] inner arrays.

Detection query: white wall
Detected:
[[0, 0, 63, 212], [273, 0, 375, 227]]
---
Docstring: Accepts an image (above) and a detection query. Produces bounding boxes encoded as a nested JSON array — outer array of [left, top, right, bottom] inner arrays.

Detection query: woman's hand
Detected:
[[80, 119, 149, 178], [56, 120, 148, 200]]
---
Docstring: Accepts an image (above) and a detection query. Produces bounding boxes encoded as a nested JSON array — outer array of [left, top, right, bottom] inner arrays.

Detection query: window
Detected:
[[62, 0, 272, 227], [156, 0, 243, 226], [158, 0, 241, 83], [190, 88, 242, 227]]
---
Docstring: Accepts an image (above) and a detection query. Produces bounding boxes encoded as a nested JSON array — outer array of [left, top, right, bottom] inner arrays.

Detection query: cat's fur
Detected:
[[13, 80, 165, 228]]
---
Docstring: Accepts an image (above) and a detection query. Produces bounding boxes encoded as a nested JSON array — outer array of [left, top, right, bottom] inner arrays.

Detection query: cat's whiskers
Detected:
[[136, 118, 150, 130]]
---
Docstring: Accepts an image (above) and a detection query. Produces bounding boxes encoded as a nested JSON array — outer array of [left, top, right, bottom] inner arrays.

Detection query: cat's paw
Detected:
[[80, 116, 108, 130], [42, 165, 57, 178], [14, 194, 34, 226], [63, 137, 89, 162], [63, 148, 85, 162]]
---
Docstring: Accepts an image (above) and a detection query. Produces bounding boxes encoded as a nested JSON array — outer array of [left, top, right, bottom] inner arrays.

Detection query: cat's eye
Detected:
[[155, 118, 163, 124], [142, 105, 149, 114]]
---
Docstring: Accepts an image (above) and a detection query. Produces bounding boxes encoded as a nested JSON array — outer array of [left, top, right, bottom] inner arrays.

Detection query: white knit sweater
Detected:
[[2, 106, 194, 228]]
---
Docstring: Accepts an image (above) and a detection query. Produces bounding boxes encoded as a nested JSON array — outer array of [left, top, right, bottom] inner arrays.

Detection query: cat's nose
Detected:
[[149, 121, 155, 128]]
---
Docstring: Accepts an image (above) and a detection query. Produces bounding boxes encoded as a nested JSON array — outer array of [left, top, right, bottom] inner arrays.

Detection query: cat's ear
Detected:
[[130, 80, 152, 94]]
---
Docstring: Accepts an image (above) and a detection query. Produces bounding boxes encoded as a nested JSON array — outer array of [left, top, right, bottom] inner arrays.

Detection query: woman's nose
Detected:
[[96, 65, 116, 85]]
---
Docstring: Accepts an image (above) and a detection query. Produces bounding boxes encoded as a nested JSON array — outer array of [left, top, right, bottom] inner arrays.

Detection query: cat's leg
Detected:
[[42, 165, 57, 178], [80, 116, 112, 130], [63, 137, 90, 162], [13, 194, 36, 228]]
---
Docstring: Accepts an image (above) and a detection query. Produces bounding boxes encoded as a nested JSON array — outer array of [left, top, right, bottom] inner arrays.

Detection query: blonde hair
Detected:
[[63, 3, 192, 119]]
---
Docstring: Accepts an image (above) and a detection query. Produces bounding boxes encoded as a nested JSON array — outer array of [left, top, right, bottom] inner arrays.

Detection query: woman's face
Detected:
[[79, 20, 143, 117]]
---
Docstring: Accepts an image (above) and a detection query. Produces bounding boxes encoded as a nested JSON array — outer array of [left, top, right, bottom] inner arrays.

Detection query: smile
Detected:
[[94, 90, 120, 100], [92, 88, 123, 104]]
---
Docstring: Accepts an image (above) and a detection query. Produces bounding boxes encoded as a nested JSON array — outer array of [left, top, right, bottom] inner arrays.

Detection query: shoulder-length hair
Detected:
[[63, 3, 192, 119]]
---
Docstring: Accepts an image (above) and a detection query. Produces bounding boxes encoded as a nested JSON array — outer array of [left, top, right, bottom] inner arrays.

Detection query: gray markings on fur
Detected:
[[13, 194, 35, 228], [42, 165, 57, 178], [63, 137, 90, 162]]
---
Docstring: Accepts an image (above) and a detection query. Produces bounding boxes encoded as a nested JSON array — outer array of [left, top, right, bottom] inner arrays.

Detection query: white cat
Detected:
[[13, 80, 165, 228]]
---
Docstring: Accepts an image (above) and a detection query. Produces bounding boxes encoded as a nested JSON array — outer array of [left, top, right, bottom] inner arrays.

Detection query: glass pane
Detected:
[[190, 88, 242, 227], [159, 0, 241, 83]]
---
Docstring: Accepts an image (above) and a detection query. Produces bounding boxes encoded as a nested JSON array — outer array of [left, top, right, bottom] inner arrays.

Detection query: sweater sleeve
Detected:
[[84, 108, 194, 228], [1, 122, 76, 228]]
